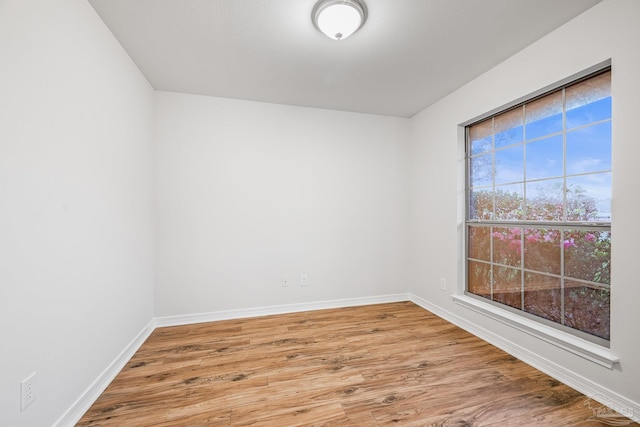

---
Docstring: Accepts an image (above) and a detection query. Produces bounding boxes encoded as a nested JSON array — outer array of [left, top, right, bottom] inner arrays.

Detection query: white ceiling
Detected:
[[88, 0, 601, 118]]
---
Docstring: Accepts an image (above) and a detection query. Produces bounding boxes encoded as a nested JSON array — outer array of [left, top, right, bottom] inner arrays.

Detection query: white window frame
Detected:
[[453, 60, 618, 368]]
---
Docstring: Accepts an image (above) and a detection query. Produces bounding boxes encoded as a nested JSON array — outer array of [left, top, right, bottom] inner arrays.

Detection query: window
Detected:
[[465, 69, 612, 345]]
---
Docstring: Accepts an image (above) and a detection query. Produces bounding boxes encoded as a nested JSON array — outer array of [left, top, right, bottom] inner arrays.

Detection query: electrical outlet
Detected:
[[300, 274, 308, 286], [282, 276, 289, 287], [440, 278, 446, 291], [21, 372, 37, 411]]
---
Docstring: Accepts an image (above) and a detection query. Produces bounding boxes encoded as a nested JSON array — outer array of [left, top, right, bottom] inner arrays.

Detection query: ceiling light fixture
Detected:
[[312, 0, 368, 41]]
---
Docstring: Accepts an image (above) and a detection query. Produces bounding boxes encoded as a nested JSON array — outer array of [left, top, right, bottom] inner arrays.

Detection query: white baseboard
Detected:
[[56, 293, 638, 425], [156, 293, 410, 327], [409, 293, 639, 423], [53, 319, 156, 427], [56, 294, 408, 426]]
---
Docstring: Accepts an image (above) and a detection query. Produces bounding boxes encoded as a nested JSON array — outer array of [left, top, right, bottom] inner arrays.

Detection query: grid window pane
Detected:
[[493, 266, 522, 309], [465, 69, 611, 343], [494, 106, 524, 149], [564, 229, 611, 285], [492, 227, 522, 267], [524, 272, 562, 323], [564, 281, 610, 340], [525, 91, 563, 140], [468, 260, 491, 298], [469, 188, 493, 221], [566, 122, 612, 175], [525, 178, 564, 221], [525, 135, 563, 180], [470, 153, 493, 188], [468, 226, 491, 261], [494, 183, 524, 220], [523, 228, 561, 275], [565, 71, 611, 129], [566, 173, 611, 222], [470, 118, 493, 155], [566, 96, 611, 129], [495, 145, 524, 185]]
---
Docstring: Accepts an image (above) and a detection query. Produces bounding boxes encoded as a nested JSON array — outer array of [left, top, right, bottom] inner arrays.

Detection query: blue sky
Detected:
[[469, 94, 612, 220]]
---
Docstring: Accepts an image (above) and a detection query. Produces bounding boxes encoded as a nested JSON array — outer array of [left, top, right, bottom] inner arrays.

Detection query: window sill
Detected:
[[452, 294, 619, 369]]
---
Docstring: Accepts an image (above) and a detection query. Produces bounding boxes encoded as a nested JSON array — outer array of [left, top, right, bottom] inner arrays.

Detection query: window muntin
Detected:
[[465, 70, 611, 343]]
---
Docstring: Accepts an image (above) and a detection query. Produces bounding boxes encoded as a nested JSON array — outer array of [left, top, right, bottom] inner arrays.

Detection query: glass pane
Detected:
[[468, 226, 491, 261], [492, 227, 522, 267], [468, 260, 491, 298], [566, 71, 611, 129], [469, 188, 493, 220], [524, 228, 561, 275], [469, 119, 492, 155], [564, 229, 611, 285], [470, 153, 493, 188], [465, 71, 612, 342], [494, 183, 524, 220], [566, 122, 611, 175], [566, 173, 611, 222], [493, 266, 522, 309], [564, 281, 610, 340], [495, 145, 524, 185], [525, 135, 563, 180], [525, 90, 563, 140], [525, 178, 564, 221], [524, 272, 561, 322], [494, 106, 524, 149]]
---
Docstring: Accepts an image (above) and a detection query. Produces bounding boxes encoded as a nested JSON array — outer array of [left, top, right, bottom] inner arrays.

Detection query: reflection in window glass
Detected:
[[525, 178, 564, 221], [470, 152, 493, 188], [494, 106, 523, 149], [524, 228, 561, 275], [466, 69, 611, 342], [564, 230, 611, 285], [564, 281, 610, 340], [469, 189, 493, 221], [566, 173, 611, 222], [526, 91, 563, 140], [494, 184, 524, 220], [493, 266, 522, 309], [492, 227, 522, 267], [565, 71, 611, 129], [567, 97, 611, 130], [468, 226, 491, 261], [468, 260, 491, 298], [524, 272, 561, 322], [470, 119, 493, 155]]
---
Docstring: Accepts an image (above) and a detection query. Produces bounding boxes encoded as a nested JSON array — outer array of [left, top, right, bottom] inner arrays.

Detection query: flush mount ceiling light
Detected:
[[312, 0, 368, 41]]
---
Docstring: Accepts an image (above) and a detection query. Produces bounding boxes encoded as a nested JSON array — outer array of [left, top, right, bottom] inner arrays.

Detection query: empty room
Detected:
[[2, 0, 639, 425]]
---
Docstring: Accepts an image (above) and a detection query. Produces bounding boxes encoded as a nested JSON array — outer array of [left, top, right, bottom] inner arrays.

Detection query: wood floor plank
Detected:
[[77, 302, 638, 426]]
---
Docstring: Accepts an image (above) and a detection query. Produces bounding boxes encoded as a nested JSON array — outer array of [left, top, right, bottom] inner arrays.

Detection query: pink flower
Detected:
[[564, 238, 577, 249], [492, 232, 504, 240], [526, 234, 538, 242], [585, 233, 596, 242]]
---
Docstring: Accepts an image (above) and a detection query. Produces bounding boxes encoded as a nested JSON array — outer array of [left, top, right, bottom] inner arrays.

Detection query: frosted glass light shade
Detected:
[[312, 0, 367, 41]]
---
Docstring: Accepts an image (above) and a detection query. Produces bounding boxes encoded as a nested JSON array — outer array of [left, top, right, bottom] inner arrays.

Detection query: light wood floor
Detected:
[[78, 302, 637, 426]]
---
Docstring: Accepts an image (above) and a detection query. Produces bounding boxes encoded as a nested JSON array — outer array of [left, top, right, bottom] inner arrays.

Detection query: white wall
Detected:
[[155, 92, 410, 316], [3, 0, 638, 424], [409, 0, 640, 412], [0, 1, 155, 426]]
